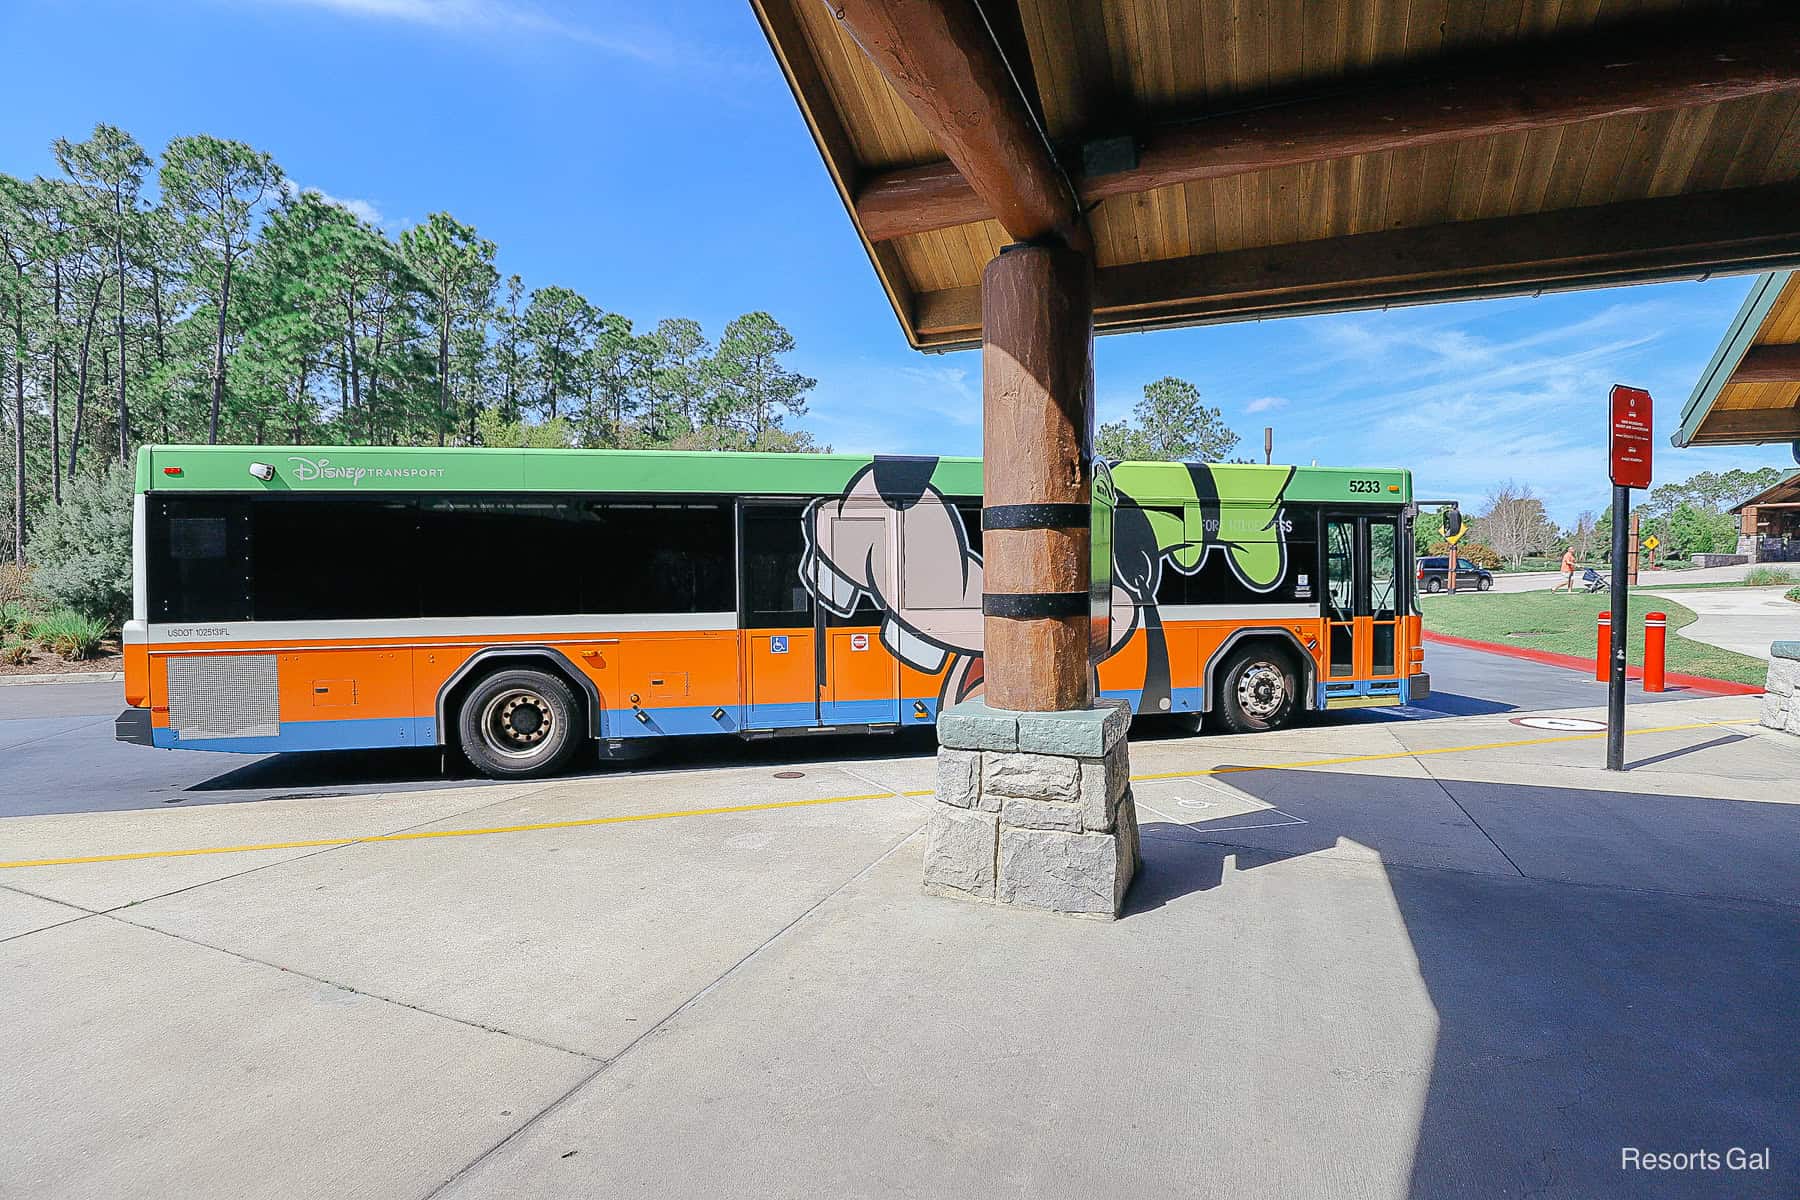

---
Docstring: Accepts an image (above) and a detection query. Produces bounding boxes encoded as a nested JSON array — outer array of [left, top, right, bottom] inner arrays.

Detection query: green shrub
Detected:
[[33, 609, 108, 661], [0, 639, 30, 666], [26, 464, 134, 626], [0, 600, 30, 638], [1744, 566, 1798, 587], [1429, 539, 1502, 570], [1786, 585, 1800, 605]]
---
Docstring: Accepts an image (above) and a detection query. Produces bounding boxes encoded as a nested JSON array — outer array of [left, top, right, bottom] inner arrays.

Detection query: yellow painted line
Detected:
[[1128, 719, 1741, 782], [0, 791, 912, 871], [0, 719, 1746, 872]]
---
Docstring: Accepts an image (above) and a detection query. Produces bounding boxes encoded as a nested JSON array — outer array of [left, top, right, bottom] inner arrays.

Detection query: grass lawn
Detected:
[[1421, 591, 1769, 686]]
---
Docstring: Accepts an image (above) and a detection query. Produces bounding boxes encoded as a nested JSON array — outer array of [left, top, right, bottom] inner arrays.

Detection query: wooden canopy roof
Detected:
[[751, 0, 1800, 351], [1674, 270, 1800, 447]]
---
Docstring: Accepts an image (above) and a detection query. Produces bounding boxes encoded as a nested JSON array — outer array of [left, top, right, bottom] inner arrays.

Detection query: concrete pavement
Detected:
[[1639, 584, 1800, 659], [0, 638, 1689, 818], [2, 679, 1794, 1199]]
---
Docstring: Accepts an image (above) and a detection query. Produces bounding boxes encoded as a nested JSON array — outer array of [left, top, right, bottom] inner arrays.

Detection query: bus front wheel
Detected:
[[1213, 645, 1299, 735], [457, 668, 581, 779]]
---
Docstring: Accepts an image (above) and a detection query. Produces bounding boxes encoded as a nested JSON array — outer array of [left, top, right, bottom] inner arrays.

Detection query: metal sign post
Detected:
[[1606, 384, 1653, 771]]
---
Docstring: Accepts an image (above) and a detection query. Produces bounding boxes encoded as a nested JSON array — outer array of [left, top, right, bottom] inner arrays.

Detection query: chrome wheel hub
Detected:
[[483, 690, 553, 757], [1237, 663, 1286, 720]]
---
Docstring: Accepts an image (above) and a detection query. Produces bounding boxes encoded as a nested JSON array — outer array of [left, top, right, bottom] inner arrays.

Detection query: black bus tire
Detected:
[[457, 668, 581, 779], [1213, 645, 1300, 735]]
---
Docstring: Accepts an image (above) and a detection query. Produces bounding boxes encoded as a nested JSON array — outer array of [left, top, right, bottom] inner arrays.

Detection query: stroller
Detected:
[[1580, 566, 1610, 593]]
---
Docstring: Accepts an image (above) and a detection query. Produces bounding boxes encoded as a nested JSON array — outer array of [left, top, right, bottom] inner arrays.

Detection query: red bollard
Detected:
[[1644, 612, 1667, 693], [1596, 611, 1610, 682]]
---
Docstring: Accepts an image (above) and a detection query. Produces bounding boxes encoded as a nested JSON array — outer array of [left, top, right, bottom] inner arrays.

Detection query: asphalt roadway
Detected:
[[0, 641, 1690, 818]]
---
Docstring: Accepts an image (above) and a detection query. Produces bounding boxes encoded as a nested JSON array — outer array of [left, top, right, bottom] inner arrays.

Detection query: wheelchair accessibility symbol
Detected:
[[770, 636, 789, 655]]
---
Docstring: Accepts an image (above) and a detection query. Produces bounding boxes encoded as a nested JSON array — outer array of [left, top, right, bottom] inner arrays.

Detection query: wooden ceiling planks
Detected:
[[751, 0, 1800, 350]]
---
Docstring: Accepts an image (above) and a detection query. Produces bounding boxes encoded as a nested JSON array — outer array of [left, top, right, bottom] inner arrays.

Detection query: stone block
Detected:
[[1015, 700, 1131, 758], [922, 804, 997, 899], [934, 747, 984, 809], [997, 823, 1135, 917], [1787, 702, 1800, 738], [1117, 788, 1141, 876], [1770, 640, 1800, 662], [936, 700, 1019, 752], [999, 796, 1083, 832], [1078, 738, 1130, 832], [1758, 691, 1788, 732], [983, 752, 1080, 802], [1764, 655, 1798, 699]]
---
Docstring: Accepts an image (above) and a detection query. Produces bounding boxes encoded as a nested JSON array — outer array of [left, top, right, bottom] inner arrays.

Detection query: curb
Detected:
[[0, 670, 124, 687], [1422, 631, 1764, 697]]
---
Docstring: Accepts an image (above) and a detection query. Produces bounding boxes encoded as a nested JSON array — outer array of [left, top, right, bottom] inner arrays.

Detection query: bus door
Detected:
[[815, 502, 901, 726], [1321, 513, 1404, 705], [740, 501, 823, 730]]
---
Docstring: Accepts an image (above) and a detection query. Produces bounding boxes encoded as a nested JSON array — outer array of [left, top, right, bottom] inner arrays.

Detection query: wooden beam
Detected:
[[858, 17, 1800, 242], [826, 0, 1085, 250], [911, 184, 1800, 348], [981, 244, 1095, 712], [1688, 407, 1800, 444], [1727, 344, 1800, 385]]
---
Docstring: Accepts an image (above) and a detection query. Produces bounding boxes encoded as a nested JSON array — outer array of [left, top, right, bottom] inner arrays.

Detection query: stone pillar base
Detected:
[[924, 698, 1138, 918], [1760, 642, 1800, 736]]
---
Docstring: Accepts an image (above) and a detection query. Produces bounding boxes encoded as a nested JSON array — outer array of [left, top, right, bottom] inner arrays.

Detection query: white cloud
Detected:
[[1244, 396, 1286, 413], [804, 360, 984, 456], [280, 178, 387, 228], [251, 0, 704, 66]]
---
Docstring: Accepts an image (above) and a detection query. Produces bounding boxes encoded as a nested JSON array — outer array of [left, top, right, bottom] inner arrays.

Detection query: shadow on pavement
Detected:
[[184, 727, 947, 796], [1130, 766, 1800, 1199]]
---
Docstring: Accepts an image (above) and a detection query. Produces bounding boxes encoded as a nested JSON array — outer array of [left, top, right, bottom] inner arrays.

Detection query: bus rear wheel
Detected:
[[457, 668, 581, 779], [1214, 645, 1299, 734]]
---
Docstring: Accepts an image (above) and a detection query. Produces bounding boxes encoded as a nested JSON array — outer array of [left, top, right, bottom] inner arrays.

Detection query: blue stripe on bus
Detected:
[[1098, 686, 1200, 715], [152, 716, 436, 754], [606, 698, 939, 737]]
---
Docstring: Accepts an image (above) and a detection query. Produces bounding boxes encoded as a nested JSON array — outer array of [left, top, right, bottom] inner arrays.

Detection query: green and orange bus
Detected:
[[117, 446, 1426, 777]]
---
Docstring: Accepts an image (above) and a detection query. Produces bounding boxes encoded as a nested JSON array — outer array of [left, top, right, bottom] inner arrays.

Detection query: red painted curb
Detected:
[[1422, 630, 1764, 697]]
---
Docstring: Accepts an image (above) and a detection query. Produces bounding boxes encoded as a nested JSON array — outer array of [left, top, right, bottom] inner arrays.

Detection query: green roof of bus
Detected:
[[134, 445, 1410, 505]]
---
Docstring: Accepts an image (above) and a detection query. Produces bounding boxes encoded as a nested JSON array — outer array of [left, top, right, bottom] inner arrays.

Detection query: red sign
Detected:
[[1609, 385, 1653, 489], [849, 632, 869, 652]]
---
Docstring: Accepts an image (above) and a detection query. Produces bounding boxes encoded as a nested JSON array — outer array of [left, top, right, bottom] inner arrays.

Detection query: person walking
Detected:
[[1553, 544, 1578, 594]]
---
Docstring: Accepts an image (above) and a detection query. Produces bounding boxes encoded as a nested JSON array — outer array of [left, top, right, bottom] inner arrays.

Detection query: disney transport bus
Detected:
[[116, 446, 1427, 778]]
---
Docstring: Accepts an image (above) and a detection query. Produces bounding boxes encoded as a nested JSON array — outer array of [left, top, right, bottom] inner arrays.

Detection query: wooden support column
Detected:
[[981, 242, 1095, 712]]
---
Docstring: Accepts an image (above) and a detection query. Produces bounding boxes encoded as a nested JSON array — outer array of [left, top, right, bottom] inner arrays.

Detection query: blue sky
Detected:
[[2, 0, 1789, 524]]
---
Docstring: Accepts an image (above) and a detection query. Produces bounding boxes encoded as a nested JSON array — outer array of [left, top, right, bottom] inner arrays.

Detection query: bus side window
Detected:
[[419, 498, 577, 618], [147, 497, 251, 623], [578, 503, 734, 615], [252, 498, 419, 621]]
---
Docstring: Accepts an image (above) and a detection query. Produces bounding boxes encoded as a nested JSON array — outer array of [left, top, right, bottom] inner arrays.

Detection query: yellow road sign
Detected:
[[1643, 534, 1660, 551]]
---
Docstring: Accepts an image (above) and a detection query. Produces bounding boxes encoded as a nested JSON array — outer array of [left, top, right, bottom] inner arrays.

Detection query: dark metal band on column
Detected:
[[981, 503, 1090, 531], [983, 591, 1091, 619]]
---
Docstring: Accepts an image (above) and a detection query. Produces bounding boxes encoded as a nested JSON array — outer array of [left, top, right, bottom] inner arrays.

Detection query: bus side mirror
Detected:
[[1441, 506, 1464, 544]]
